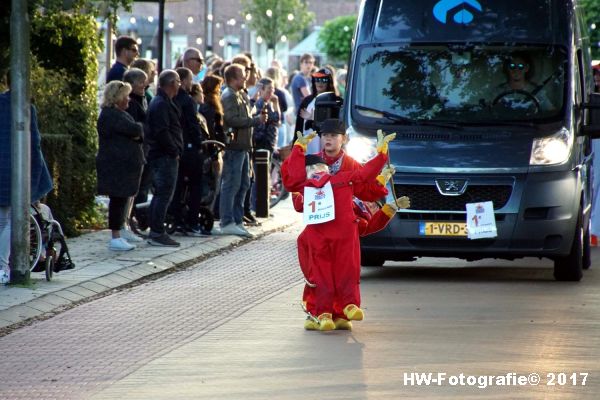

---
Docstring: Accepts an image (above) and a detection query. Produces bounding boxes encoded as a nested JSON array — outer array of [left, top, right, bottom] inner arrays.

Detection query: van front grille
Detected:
[[394, 184, 512, 211]]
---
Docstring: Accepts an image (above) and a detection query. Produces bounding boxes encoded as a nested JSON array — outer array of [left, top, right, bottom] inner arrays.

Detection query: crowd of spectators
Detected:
[[98, 35, 346, 250]]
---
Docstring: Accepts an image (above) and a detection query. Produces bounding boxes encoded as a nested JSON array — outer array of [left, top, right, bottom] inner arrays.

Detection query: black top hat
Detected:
[[305, 154, 327, 167], [318, 118, 346, 136]]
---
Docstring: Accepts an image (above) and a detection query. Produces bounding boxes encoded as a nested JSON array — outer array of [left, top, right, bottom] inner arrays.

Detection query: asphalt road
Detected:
[[0, 226, 598, 399]]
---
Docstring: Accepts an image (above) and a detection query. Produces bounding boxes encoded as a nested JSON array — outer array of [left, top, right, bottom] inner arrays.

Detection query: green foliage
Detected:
[[318, 15, 357, 64], [0, 1, 132, 74], [581, 0, 600, 59], [30, 59, 102, 235], [28, 13, 102, 235], [241, 0, 314, 51]]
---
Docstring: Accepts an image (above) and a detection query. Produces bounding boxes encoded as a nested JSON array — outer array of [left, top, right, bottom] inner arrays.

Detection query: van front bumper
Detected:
[[361, 170, 583, 260]]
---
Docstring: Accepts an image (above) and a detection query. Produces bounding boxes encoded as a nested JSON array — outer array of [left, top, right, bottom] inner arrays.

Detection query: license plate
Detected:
[[419, 221, 467, 237]]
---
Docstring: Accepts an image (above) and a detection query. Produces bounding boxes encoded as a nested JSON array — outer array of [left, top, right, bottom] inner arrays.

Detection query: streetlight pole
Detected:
[[158, 0, 165, 72], [9, 0, 31, 284], [205, 0, 214, 55]]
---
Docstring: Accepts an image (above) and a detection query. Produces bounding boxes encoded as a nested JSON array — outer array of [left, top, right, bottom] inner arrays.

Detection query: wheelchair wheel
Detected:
[[270, 157, 287, 208], [45, 253, 54, 281], [29, 214, 43, 272], [164, 213, 177, 235], [198, 206, 214, 232]]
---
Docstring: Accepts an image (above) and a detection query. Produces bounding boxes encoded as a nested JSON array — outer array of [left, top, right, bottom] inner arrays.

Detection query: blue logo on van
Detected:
[[433, 0, 483, 25]]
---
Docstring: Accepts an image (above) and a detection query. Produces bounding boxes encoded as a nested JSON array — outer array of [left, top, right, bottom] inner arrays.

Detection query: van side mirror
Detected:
[[583, 93, 600, 138]]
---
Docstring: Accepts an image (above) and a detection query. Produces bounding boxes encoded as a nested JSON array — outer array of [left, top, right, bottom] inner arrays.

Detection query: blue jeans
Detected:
[[219, 150, 250, 227], [148, 156, 178, 236]]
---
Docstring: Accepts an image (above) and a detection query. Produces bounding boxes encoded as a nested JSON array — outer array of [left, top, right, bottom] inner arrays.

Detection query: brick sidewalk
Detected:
[[0, 198, 299, 330]]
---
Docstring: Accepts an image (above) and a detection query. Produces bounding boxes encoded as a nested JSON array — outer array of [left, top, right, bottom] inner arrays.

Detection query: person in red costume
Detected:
[[282, 128, 396, 331], [292, 193, 410, 330]]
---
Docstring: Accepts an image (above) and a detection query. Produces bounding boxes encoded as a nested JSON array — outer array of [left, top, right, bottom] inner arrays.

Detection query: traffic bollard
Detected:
[[254, 149, 270, 218]]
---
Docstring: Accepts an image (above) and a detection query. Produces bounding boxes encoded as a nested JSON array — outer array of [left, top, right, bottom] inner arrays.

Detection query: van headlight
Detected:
[[345, 125, 377, 163], [529, 128, 572, 166]]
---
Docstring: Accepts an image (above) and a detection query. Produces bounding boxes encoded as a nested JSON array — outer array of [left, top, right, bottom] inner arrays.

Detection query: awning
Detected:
[[289, 27, 326, 56]]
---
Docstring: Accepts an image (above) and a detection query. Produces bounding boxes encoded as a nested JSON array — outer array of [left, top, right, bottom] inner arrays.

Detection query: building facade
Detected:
[[109, 0, 358, 71]]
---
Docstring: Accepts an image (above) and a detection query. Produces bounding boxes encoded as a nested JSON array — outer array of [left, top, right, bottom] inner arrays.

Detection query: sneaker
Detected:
[[147, 234, 180, 247], [243, 213, 261, 226], [304, 316, 319, 331], [334, 318, 353, 331], [236, 223, 255, 238], [343, 304, 364, 321], [186, 225, 210, 237], [317, 313, 335, 331], [219, 223, 253, 237], [120, 229, 143, 243], [109, 238, 136, 251]]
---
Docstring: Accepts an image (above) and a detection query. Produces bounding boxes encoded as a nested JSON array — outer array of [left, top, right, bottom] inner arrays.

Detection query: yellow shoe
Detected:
[[317, 313, 335, 331], [304, 317, 319, 331], [334, 318, 353, 331], [343, 304, 364, 321]]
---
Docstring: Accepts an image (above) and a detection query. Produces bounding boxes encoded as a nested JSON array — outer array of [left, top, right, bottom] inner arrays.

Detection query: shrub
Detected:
[[29, 13, 102, 235]]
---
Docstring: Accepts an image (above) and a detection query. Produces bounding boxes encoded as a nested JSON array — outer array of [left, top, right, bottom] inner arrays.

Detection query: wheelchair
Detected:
[[29, 203, 75, 281]]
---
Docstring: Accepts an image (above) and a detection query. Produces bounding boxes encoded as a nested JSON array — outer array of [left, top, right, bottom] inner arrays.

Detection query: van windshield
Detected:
[[352, 45, 567, 124]]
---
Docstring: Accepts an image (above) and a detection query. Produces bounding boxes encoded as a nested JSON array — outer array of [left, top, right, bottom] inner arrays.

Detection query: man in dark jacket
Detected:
[[171, 67, 208, 235], [106, 36, 138, 83], [146, 69, 183, 247], [218, 64, 266, 237]]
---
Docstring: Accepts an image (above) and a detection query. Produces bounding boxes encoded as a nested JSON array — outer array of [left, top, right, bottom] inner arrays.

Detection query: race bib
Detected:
[[303, 182, 335, 225], [466, 201, 497, 239]]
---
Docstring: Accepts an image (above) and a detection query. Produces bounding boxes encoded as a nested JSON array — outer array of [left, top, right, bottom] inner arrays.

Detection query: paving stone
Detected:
[[37, 294, 72, 307], [53, 290, 86, 302], [65, 285, 99, 298], [24, 299, 57, 313], [0, 305, 43, 323], [79, 281, 110, 294], [90, 277, 127, 290], [113, 268, 144, 281]]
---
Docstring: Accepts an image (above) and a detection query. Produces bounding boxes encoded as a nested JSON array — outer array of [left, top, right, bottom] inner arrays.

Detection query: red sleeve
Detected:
[[343, 156, 388, 201], [281, 145, 307, 193], [292, 192, 304, 212], [360, 209, 393, 236], [357, 152, 388, 181]]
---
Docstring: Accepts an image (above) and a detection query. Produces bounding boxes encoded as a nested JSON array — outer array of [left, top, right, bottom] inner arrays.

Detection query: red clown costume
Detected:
[[293, 193, 399, 326], [282, 129, 395, 331]]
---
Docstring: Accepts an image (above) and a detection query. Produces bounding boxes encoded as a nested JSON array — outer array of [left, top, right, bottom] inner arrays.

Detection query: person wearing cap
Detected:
[[282, 129, 396, 331], [294, 66, 339, 154], [297, 118, 389, 203]]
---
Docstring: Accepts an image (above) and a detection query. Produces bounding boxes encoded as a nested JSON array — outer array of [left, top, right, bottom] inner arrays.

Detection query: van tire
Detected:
[[361, 252, 385, 267], [582, 224, 591, 270], [553, 212, 584, 281]]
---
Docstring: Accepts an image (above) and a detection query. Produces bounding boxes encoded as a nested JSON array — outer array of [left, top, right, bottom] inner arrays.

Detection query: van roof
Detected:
[[359, 0, 570, 45]]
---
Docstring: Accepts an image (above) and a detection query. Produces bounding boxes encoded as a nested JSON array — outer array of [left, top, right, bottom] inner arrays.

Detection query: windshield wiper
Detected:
[[460, 120, 537, 128], [354, 104, 414, 124], [354, 105, 462, 130]]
